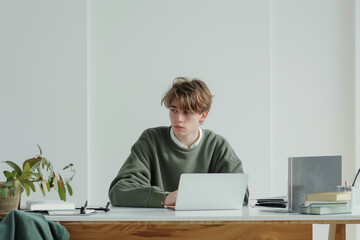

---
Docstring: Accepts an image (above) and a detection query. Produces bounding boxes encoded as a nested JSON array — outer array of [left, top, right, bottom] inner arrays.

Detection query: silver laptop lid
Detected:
[[175, 173, 248, 211]]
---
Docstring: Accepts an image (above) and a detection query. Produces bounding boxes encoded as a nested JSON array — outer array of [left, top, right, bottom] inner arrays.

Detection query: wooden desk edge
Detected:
[[57, 220, 360, 225]]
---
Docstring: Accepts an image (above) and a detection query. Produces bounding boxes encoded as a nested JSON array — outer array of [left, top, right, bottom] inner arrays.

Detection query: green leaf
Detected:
[[18, 182, 25, 192], [20, 172, 40, 182], [65, 181, 73, 196], [3, 181, 13, 187], [58, 174, 65, 189], [23, 162, 31, 173], [53, 175, 58, 190], [29, 160, 41, 172], [22, 182, 30, 196], [37, 144, 42, 156], [23, 157, 42, 170], [41, 182, 47, 193], [63, 163, 73, 170], [39, 183, 45, 196], [28, 181, 36, 192], [57, 181, 66, 201], [2, 187, 8, 199], [3, 161, 22, 177], [41, 157, 47, 169], [14, 179, 19, 192], [43, 158, 53, 174], [46, 182, 50, 191], [4, 171, 13, 179], [29, 172, 41, 179], [48, 176, 54, 188], [0, 188, 3, 199]]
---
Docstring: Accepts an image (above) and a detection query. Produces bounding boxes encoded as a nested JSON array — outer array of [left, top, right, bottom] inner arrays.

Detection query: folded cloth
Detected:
[[0, 210, 69, 240]]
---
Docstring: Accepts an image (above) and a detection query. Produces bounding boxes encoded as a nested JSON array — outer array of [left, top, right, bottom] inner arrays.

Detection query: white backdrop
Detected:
[[0, 0, 87, 207], [271, 1, 355, 238], [1, 0, 358, 239], [271, 0, 355, 196], [88, 0, 271, 205]]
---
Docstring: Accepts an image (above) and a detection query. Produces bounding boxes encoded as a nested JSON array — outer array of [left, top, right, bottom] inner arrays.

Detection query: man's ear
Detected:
[[200, 112, 209, 123]]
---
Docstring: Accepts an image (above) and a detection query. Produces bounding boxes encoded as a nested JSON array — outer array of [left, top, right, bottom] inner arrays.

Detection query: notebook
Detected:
[[171, 173, 248, 211]]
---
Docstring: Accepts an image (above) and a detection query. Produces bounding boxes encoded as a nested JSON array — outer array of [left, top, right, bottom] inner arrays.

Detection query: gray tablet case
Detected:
[[288, 156, 341, 212]]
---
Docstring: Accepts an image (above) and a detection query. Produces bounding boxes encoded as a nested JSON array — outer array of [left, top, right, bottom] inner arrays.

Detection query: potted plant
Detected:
[[0, 145, 75, 212]]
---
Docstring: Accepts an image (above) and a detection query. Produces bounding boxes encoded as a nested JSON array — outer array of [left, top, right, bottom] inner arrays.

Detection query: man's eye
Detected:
[[171, 109, 177, 113]]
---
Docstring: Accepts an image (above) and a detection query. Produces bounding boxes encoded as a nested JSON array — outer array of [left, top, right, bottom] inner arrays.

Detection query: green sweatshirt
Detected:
[[0, 210, 69, 240], [108, 126, 249, 208]]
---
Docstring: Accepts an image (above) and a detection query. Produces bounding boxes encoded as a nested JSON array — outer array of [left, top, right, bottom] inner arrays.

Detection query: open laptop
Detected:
[[170, 173, 248, 211]]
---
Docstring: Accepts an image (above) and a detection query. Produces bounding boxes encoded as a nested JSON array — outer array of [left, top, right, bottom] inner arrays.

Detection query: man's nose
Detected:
[[177, 112, 184, 122]]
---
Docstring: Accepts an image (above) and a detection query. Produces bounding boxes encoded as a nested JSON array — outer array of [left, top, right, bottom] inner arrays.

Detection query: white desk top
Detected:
[[46, 206, 360, 222]]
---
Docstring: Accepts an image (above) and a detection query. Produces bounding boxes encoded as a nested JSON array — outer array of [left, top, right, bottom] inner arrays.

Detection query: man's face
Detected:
[[169, 101, 207, 142]]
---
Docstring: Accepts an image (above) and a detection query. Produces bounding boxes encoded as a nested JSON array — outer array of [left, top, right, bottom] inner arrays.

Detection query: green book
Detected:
[[303, 200, 349, 207], [299, 203, 351, 215]]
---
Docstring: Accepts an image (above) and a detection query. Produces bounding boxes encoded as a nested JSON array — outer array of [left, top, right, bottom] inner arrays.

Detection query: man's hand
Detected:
[[164, 190, 178, 206]]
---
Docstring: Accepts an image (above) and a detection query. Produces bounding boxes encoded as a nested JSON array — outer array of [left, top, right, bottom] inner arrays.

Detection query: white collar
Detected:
[[170, 127, 202, 149]]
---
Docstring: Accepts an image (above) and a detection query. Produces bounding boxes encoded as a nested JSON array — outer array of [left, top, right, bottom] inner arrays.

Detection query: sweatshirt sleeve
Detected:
[[108, 132, 167, 208], [212, 137, 250, 206]]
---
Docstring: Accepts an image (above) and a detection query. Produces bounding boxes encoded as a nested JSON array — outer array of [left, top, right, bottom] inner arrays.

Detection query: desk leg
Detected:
[[328, 224, 345, 240]]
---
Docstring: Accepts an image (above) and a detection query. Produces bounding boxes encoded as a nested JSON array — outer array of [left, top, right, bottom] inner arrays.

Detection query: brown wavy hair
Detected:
[[161, 77, 213, 114]]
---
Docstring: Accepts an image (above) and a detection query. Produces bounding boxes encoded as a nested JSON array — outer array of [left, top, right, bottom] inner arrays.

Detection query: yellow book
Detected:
[[306, 192, 351, 201]]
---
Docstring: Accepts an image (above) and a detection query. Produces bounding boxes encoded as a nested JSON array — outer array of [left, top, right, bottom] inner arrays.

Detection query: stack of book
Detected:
[[299, 191, 352, 215]]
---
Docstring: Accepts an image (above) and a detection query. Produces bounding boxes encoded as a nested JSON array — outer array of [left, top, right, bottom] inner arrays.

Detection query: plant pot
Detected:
[[0, 183, 21, 213]]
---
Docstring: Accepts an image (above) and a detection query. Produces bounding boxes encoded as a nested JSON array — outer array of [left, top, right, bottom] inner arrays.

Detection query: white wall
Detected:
[[271, 0, 355, 238], [356, 0, 360, 237], [356, 0, 360, 191], [0, 0, 87, 207], [88, 0, 271, 205], [1, 2, 359, 238], [271, 0, 355, 198]]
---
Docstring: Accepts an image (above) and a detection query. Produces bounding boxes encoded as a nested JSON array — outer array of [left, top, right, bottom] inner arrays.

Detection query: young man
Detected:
[[108, 77, 249, 208]]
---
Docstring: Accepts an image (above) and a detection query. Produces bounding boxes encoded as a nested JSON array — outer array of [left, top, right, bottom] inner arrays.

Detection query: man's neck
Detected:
[[184, 130, 200, 148], [171, 128, 201, 149]]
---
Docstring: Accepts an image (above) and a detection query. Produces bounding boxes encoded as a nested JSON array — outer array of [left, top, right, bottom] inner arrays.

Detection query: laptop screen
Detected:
[[175, 173, 248, 211]]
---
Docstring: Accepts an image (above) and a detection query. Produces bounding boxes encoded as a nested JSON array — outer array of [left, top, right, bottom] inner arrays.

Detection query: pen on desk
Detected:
[[352, 168, 360, 186]]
